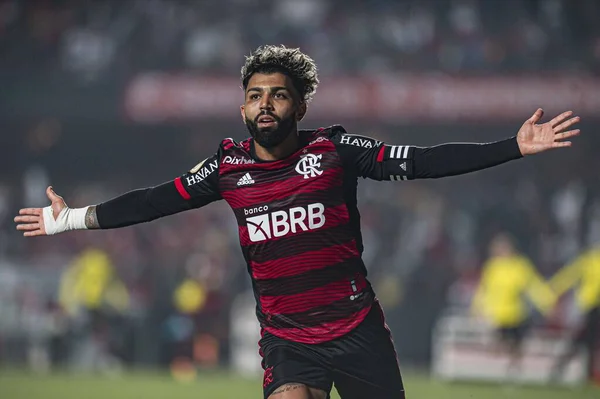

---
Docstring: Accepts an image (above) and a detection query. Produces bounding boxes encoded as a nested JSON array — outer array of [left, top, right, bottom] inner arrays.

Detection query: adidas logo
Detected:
[[237, 173, 255, 186], [399, 162, 407, 171]]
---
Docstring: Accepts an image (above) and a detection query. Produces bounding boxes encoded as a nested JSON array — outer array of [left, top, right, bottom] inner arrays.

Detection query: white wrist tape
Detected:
[[42, 206, 89, 235]]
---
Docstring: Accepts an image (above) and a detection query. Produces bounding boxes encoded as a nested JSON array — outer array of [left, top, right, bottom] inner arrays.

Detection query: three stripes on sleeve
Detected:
[[387, 145, 412, 181]]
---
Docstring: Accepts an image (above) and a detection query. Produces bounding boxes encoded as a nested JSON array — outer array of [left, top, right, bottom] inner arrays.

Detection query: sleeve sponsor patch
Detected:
[[339, 134, 382, 149], [186, 159, 218, 186]]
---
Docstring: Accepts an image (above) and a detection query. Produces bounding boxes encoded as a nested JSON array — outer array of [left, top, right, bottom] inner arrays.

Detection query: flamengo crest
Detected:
[[295, 153, 323, 179]]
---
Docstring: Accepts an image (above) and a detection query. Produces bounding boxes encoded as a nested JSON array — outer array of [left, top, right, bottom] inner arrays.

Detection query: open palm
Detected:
[[14, 186, 66, 236], [517, 109, 580, 156]]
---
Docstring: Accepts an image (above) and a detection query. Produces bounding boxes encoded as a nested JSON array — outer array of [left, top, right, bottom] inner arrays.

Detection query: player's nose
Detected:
[[259, 96, 273, 110]]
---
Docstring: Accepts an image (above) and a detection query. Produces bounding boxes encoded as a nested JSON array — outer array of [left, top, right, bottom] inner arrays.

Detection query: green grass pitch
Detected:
[[1, 370, 598, 398]]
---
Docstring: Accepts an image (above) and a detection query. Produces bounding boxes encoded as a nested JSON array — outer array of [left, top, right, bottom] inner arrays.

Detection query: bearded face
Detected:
[[244, 111, 296, 148], [241, 72, 305, 149]]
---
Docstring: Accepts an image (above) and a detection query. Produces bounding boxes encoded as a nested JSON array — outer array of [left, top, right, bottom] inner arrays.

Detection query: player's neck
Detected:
[[254, 130, 300, 161]]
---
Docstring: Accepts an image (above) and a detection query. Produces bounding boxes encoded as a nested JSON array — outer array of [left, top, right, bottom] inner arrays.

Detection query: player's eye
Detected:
[[274, 92, 287, 99], [249, 94, 260, 100]]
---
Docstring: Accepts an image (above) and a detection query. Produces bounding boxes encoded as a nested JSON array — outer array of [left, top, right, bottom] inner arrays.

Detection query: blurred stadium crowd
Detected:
[[1, 0, 599, 81], [0, 0, 599, 381]]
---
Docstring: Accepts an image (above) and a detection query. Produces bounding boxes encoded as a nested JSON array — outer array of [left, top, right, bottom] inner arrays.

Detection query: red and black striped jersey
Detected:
[[175, 126, 413, 343], [96, 125, 522, 343]]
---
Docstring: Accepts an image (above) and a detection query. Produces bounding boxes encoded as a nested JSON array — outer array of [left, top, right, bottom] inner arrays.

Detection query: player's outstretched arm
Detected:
[[14, 186, 98, 237], [409, 108, 581, 179], [15, 152, 222, 237], [15, 177, 221, 237], [332, 109, 580, 182], [416, 109, 580, 179]]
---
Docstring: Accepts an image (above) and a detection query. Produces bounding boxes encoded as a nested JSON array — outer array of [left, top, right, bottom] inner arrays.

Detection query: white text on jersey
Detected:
[[223, 156, 256, 165], [340, 135, 382, 148], [246, 203, 326, 242], [186, 160, 218, 186]]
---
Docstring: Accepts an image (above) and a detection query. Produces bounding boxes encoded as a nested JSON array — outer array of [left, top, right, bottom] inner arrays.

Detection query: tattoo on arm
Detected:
[[85, 206, 100, 229], [271, 384, 305, 395]]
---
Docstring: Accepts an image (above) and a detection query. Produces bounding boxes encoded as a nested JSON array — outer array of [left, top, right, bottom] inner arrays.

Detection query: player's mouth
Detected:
[[257, 115, 277, 128]]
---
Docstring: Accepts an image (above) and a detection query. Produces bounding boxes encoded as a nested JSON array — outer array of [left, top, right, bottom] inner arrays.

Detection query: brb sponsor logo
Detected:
[[245, 203, 325, 242]]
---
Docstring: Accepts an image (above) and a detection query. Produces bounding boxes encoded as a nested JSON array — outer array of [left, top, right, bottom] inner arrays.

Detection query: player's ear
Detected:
[[296, 102, 307, 122], [240, 105, 246, 124]]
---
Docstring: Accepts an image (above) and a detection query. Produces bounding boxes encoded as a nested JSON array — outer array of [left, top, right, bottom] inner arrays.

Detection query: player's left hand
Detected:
[[516, 109, 580, 156]]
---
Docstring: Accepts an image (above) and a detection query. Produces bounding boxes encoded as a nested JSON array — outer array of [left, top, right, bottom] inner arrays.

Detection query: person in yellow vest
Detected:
[[549, 245, 600, 381], [173, 278, 207, 316], [168, 276, 218, 376], [59, 248, 129, 316], [58, 247, 130, 368], [471, 232, 556, 377]]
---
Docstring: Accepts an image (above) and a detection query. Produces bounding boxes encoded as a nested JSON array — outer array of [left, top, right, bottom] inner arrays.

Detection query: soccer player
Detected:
[[14, 45, 581, 399]]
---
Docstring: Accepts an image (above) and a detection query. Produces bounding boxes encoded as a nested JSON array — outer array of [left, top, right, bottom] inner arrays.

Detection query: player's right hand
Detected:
[[14, 186, 67, 237]]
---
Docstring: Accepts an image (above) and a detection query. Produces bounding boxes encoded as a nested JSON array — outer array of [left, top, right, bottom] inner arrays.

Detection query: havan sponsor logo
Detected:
[[185, 160, 218, 186], [340, 134, 382, 148]]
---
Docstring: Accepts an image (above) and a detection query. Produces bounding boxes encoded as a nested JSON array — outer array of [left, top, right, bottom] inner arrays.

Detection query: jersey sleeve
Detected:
[[174, 153, 222, 205], [330, 127, 523, 181], [96, 152, 222, 229]]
